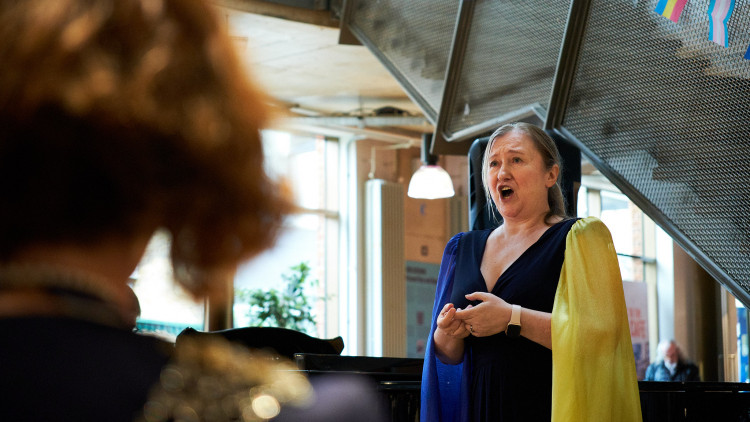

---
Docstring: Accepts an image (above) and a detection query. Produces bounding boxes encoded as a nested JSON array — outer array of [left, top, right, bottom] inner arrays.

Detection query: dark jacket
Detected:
[[644, 360, 701, 382], [0, 317, 171, 422]]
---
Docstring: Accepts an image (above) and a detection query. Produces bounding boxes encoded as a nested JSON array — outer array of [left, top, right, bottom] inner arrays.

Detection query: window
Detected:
[[737, 299, 749, 382], [599, 190, 646, 282], [132, 231, 205, 340], [577, 185, 588, 217], [579, 185, 653, 283], [578, 180, 657, 377], [232, 130, 340, 338]]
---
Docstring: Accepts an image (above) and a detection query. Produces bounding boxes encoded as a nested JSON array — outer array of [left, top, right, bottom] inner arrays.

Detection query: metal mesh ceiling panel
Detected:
[[441, 0, 571, 141], [562, 0, 750, 302], [346, 0, 459, 122]]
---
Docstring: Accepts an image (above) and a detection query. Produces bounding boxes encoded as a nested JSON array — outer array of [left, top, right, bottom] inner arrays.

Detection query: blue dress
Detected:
[[444, 218, 577, 421], [421, 217, 642, 422]]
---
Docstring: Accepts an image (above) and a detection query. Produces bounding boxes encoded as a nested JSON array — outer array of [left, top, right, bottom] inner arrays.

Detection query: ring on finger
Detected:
[[469, 324, 474, 334]]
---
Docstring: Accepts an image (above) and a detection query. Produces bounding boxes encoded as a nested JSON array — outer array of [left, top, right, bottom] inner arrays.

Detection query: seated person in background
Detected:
[[644, 339, 701, 382]]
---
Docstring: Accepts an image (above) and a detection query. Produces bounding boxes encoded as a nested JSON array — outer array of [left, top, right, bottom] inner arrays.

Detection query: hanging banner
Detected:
[[406, 261, 440, 358], [707, 0, 736, 47], [623, 281, 650, 380], [654, 0, 688, 23]]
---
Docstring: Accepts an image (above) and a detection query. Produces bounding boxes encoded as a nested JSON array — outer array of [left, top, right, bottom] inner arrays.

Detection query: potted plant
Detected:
[[235, 262, 321, 335]]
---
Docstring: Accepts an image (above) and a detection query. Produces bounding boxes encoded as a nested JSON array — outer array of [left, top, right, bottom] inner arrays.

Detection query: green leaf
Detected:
[[234, 261, 323, 335]]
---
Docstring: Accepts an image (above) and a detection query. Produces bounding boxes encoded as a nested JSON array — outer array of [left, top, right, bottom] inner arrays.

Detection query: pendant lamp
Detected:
[[407, 133, 455, 199]]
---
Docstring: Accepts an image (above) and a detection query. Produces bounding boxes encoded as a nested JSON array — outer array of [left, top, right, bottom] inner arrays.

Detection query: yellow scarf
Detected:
[[551, 217, 642, 421]]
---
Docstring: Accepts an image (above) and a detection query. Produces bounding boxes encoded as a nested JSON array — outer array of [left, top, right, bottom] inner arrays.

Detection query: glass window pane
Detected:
[[233, 214, 327, 335], [233, 131, 338, 338], [262, 130, 329, 211], [617, 255, 644, 283], [132, 231, 204, 340], [262, 130, 292, 179], [577, 186, 588, 217], [600, 190, 643, 257]]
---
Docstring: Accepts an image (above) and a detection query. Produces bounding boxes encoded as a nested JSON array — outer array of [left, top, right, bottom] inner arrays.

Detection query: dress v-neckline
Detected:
[[479, 220, 566, 293]]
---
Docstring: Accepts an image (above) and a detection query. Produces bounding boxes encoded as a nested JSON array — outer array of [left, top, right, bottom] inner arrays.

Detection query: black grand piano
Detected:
[[177, 327, 750, 420], [295, 354, 422, 422], [295, 353, 750, 422]]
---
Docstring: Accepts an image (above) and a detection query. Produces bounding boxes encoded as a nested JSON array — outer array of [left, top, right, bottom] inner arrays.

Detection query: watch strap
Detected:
[[509, 304, 521, 326], [505, 304, 521, 337]]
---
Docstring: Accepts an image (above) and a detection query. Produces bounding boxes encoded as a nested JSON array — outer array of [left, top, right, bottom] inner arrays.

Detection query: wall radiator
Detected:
[[365, 179, 406, 357]]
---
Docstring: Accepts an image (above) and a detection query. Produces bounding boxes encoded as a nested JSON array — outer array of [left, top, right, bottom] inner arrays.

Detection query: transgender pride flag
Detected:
[[654, 0, 688, 23], [708, 0, 736, 47]]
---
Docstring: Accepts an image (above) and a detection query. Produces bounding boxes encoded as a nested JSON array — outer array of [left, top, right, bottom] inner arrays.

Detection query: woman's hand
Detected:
[[453, 292, 511, 337], [433, 303, 470, 364], [435, 303, 470, 338], [454, 292, 553, 349]]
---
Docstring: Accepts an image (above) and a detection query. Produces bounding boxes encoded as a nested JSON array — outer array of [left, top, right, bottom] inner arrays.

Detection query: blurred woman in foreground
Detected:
[[0, 1, 305, 420]]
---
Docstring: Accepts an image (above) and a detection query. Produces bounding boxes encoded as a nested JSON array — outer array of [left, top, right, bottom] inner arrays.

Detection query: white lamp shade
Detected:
[[407, 165, 455, 199]]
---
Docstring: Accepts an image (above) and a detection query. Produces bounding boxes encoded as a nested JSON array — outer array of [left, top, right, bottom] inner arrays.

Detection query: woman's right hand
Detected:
[[436, 303, 470, 338], [433, 303, 470, 364]]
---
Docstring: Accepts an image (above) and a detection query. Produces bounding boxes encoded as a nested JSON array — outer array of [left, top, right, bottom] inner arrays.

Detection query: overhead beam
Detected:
[[213, 0, 339, 27], [287, 116, 429, 127]]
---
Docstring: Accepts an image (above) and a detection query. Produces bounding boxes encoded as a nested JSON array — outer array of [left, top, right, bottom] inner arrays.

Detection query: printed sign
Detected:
[[623, 281, 650, 380], [406, 261, 440, 358]]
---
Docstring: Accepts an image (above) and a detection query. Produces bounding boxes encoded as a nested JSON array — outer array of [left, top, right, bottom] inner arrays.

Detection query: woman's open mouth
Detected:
[[500, 187, 514, 199]]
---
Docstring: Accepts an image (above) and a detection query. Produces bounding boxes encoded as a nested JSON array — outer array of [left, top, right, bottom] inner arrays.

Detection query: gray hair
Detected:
[[481, 122, 567, 224], [657, 339, 684, 362]]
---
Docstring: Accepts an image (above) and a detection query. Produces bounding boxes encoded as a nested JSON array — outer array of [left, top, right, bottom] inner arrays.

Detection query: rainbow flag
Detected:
[[654, 0, 688, 23], [708, 0, 736, 47]]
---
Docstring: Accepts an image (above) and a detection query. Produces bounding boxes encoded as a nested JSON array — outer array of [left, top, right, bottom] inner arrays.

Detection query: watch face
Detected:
[[506, 324, 521, 338]]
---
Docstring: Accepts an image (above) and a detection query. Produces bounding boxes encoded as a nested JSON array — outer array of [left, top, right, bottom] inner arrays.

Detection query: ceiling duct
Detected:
[[431, 0, 572, 155], [340, 0, 459, 124]]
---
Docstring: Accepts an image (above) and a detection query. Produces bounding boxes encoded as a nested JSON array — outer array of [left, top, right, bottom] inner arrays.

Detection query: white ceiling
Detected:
[[220, 5, 428, 129]]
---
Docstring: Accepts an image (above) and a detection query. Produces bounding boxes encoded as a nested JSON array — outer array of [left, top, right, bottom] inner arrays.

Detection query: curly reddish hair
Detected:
[[0, 0, 291, 295]]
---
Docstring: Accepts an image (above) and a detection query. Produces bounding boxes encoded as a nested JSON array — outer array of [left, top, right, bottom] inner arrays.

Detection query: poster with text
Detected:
[[623, 281, 649, 380], [406, 261, 440, 358]]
